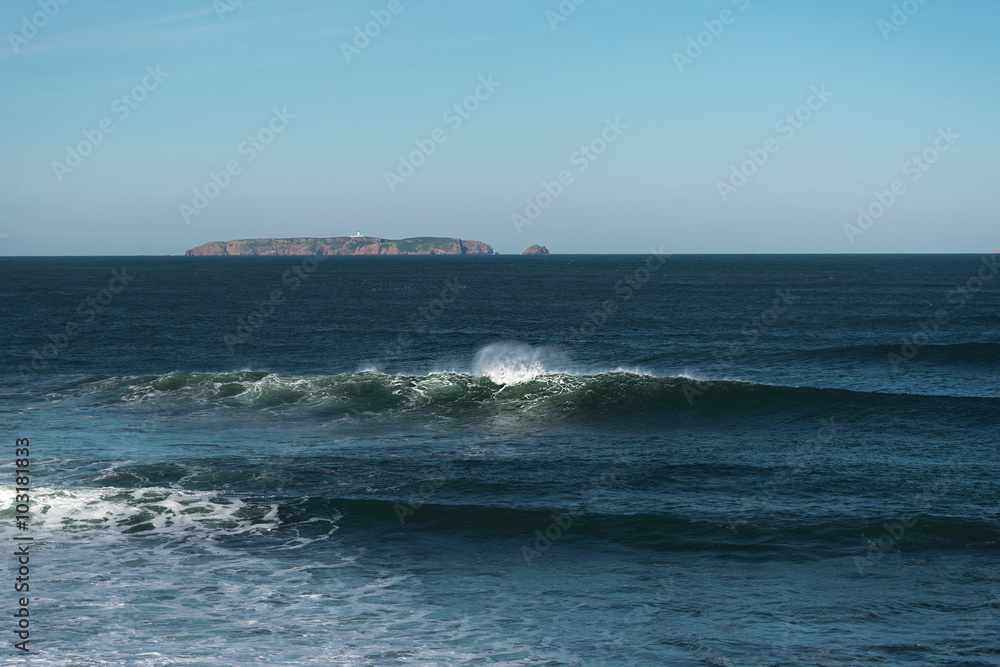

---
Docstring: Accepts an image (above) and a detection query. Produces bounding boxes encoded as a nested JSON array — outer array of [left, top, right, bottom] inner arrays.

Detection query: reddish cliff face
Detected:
[[522, 245, 550, 255], [185, 241, 230, 256], [184, 237, 495, 256], [459, 240, 494, 255]]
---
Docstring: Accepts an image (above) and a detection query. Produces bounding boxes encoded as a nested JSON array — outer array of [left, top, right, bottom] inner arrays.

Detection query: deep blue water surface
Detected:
[[1, 254, 998, 665]]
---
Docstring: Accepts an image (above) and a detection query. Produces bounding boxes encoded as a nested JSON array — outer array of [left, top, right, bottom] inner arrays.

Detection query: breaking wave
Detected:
[[39, 368, 998, 428]]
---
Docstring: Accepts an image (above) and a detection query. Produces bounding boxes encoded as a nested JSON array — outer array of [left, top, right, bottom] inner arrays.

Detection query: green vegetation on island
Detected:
[[185, 236, 495, 256]]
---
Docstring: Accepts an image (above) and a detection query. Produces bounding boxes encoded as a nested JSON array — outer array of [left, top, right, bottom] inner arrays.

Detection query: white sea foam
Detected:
[[471, 342, 570, 385], [0, 485, 283, 540]]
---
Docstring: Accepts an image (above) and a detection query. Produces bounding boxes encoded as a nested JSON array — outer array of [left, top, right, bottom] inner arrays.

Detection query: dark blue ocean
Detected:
[[1, 254, 998, 665]]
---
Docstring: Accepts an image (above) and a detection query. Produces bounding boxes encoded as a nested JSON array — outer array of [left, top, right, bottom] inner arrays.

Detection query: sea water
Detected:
[[1, 254, 998, 665]]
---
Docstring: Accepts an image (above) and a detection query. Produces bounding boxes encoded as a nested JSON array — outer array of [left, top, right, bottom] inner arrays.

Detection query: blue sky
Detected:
[[1, 0, 997, 255]]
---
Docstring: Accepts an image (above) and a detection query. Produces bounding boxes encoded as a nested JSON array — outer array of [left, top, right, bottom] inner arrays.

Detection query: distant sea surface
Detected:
[[1, 254, 998, 665]]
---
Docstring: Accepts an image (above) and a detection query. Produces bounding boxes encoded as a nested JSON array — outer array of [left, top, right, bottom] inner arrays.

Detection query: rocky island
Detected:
[[522, 245, 550, 255], [185, 236, 495, 256]]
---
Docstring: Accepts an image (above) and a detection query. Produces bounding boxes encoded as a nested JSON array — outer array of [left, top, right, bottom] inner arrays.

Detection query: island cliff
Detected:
[[185, 236, 495, 256], [522, 245, 550, 255]]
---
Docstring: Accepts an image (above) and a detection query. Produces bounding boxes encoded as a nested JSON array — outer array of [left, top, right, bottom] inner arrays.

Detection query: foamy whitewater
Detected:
[[2, 255, 998, 665]]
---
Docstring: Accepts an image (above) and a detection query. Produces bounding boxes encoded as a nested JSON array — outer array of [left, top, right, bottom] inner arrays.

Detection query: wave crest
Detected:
[[50, 368, 1000, 429], [470, 342, 569, 384]]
